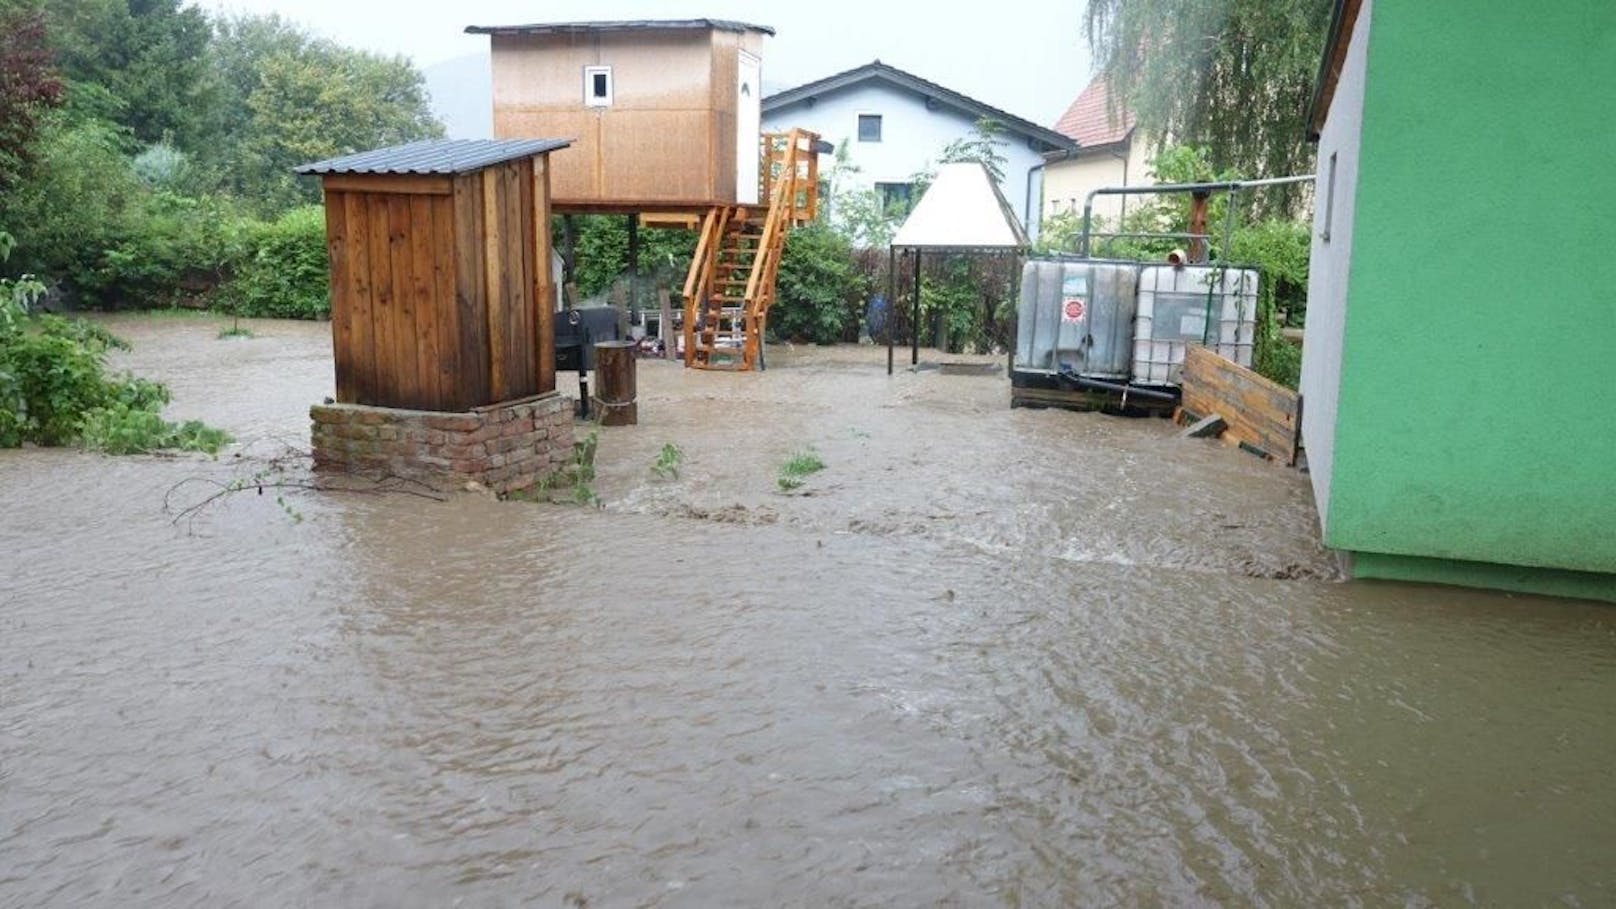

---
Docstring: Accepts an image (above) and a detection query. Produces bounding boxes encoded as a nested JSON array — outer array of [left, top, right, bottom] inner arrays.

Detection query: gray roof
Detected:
[[763, 61, 1076, 153], [466, 19, 773, 37], [295, 139, 572, 176]]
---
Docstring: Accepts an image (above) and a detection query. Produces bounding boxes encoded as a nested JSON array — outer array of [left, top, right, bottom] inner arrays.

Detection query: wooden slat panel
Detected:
[[408, 194, 441, 409], [341, 193, 376, 404], [453, 174, 490, 408], [321, 174, 452, 196], [366, 196, 397, 407], [532, 154, 555, 394], [429, 194, 462, 410], [502, 161, 533, 399], [482, 168, 509, 402], [386, 195, 420, 408], [1180, 346, 1302, 464], [322, 191, 352, 402]]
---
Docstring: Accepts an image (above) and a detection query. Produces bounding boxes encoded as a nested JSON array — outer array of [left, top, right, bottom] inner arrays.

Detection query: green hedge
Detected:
[[220, 205, 329, 319]]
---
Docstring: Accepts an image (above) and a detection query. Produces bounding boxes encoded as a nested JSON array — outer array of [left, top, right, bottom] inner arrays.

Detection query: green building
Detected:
[[1303, 0, 1616, 602]]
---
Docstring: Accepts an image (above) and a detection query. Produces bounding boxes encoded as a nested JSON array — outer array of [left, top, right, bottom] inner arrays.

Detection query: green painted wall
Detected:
[[1327, 0, 1616, 581], [1355, 553, 1616, 605]]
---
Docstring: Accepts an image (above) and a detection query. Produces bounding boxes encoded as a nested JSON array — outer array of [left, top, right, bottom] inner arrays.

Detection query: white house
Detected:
[[761, 60, 1074, 238], [1041, 75, 1155, 229]]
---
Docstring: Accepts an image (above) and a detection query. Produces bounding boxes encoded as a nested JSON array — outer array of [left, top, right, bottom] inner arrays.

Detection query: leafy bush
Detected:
[[561, 215, 696, 301], [78, 402, 229, 455], [0, 238, 229, 453], [0, 115, 142, 296], [222, 205, 329, 318], [94, 192, 255, 308], [772, 223, 866, 344], [1229, 220, 1309, 389]]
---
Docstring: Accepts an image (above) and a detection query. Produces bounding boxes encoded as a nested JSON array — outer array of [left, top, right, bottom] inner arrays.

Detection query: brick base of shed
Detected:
[[310, 393, 575, 495]]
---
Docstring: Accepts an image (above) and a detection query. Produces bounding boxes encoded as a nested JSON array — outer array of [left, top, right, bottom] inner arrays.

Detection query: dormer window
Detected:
[[584, 66, 613, 107]]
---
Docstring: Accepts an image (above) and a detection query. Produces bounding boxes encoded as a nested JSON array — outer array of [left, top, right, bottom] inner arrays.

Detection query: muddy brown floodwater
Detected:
[[2, 314, 1614, 907]]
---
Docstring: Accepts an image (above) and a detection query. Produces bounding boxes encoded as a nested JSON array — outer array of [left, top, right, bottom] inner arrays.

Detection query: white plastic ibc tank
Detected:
[[1133, 265, 1258, 385], [1013, 260, 1065, 373]]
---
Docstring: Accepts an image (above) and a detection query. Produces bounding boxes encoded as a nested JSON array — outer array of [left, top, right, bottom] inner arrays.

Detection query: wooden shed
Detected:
[[296, 138, 570, 412], [467, 19, 772, 212]]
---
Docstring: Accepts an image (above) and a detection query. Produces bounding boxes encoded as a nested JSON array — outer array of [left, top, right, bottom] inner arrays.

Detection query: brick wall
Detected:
[[310, 392, 575, 495]]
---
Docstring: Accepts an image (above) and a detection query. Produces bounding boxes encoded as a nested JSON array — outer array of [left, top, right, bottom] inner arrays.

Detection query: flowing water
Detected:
[[2, 315, 1612, 907]]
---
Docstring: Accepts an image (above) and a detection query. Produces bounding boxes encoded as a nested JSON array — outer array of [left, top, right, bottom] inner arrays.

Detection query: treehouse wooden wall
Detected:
[[320, 158, 554, 413], [490, 29, 762, 208]]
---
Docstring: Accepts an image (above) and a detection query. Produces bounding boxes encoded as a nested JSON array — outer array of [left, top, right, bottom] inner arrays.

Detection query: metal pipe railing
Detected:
[[1078, 174, 1316, 258]]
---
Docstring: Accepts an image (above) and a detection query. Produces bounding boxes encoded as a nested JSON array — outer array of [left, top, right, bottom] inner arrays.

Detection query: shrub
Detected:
[[772, 223, 865, 344], [1229, 220, 1310, 389], [78, 402, 229, 455], [0, 245, 230, 454], [223, 205, 329, 318], [561, 215, 695, 302], [94, 192, 255, 308]]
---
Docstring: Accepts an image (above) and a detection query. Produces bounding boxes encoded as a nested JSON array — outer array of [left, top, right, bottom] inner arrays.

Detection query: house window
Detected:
[[584, 66, 613, 107], [877, 181, 913, 216], [1321, 151, 1338, 242], [858, 114, 883, 142]]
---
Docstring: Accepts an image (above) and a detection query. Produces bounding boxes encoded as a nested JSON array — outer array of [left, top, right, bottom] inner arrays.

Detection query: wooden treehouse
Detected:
[[468, 18, 822, 371]]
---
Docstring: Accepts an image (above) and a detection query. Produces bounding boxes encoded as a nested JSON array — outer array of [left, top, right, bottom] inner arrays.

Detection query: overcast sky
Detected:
[[190, 0, 1096, 126]]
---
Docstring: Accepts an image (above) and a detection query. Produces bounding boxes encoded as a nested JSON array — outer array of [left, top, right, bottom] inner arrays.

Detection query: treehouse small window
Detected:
[[584, 66, 613, 107], [858, 114, 883, 142]]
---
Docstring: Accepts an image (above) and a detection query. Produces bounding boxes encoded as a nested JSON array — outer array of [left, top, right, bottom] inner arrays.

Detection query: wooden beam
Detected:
[[531, 154, 555, 394], [322, 174, 452, 196], [482, 168, 507, 402]]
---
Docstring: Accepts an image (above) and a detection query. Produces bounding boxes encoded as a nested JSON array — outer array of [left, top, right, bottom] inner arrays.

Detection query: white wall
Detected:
[[763, 81, 1046, 233], [1041, 136, 1154, 228], [1300, 0, 1372, 535]]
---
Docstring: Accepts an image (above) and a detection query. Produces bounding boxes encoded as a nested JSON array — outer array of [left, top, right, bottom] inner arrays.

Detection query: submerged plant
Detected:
[[776, 448, 826, 491], [650, 442, 683, 480], [523, 427, 602, 507]]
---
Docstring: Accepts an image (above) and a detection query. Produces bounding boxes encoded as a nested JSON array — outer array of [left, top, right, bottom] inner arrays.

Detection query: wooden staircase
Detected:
[[683, 129, 820, 371]]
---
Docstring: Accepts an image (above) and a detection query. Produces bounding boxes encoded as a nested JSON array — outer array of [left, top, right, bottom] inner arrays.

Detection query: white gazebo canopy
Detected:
[[891, 162, 1030, 250]]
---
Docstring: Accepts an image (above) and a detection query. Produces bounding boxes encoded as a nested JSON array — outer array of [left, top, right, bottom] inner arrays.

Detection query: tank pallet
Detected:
[[1009, 372, 1178, 417]]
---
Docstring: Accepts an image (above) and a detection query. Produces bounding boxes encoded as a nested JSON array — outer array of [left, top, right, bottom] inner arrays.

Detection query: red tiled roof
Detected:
[[1053, 75, 1135, 148]]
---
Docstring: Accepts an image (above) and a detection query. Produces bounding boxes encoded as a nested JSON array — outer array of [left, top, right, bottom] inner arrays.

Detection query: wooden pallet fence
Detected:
[[1179, 345, 1302, 465]]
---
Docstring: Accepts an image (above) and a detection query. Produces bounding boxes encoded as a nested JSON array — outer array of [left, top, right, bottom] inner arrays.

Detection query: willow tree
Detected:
[[1085, 0, 1333, 215]]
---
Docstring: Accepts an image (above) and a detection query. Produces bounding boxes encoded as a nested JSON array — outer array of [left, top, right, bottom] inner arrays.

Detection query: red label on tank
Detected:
[[1063, 299, 1085, 322]]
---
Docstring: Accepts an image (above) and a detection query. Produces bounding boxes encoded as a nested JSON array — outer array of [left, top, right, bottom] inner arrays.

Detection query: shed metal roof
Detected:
[[466, 19, 773, 37], [295, 138, 572, 176]]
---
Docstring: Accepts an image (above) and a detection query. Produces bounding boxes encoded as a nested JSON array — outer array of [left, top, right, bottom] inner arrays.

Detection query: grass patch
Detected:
[[217, 324, 255, 339], [776, 448, 826, 491], [650, 442, 683, 480]]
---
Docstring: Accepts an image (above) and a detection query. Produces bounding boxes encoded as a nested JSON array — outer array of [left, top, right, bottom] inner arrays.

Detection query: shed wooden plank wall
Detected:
[[321, 158, 554, 413]]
